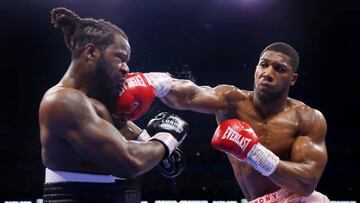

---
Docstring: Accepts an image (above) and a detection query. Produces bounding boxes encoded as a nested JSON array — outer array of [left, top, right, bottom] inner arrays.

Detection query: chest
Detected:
[[90, 99, 114, 123], [220, 102, 299, 159]]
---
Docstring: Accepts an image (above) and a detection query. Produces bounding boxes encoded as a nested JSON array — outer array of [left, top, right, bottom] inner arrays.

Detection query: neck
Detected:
[[252, 90, 289, 119], [59, 59, 112, 109], [59, 59, 100, 98], [59, 59, 114, 110]]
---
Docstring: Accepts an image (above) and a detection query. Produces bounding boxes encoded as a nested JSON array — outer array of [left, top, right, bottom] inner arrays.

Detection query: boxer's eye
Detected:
[[273, 64, 287, 73], [115, 55, 123, 62], [259, 62, 268, 68], [115, 51, 130, 63]]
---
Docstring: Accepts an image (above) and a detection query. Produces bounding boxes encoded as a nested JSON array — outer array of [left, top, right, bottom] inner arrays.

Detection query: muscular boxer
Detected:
[[39, 7, 188, 202], [131, 42, 329, 202]]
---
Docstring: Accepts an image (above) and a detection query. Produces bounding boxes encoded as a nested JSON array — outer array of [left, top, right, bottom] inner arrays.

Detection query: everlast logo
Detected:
[[127, 75, 147, 87], [222, 127, 251, 151]]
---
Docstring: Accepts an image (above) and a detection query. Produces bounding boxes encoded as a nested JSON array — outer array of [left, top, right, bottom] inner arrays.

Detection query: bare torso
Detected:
[[39, 85, 133, 174], [162, 70, 327, 200], [215, 90, 312, 200]]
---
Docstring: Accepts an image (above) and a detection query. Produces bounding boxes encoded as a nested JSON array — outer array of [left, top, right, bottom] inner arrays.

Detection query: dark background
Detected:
[[1, 0, 359, 202]]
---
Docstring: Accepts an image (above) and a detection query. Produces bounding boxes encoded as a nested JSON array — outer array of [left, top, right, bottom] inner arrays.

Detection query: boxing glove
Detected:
[[143, 72, 173, 97], [157, 148, 186, 178], [212, 119, 279, 176], [136, 130, 186, 179], [147, 112, 189, 157], [113, 72, 156, 120]]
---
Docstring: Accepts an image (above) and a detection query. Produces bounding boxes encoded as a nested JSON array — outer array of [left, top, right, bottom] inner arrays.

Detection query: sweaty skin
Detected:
[[160, 50, 327, 200], [39, 35, 166, 178]]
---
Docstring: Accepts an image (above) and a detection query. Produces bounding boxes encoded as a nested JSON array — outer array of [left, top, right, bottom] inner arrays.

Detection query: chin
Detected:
[[255, 90, 276, 104], [109, 87, 118, 99]]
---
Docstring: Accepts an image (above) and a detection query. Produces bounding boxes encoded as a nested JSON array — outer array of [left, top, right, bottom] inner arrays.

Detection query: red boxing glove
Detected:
[[212, 119, 258, 159], [212, 119, 279, 176], [114, 72, 156, 120], [144, 72, 172, 97]]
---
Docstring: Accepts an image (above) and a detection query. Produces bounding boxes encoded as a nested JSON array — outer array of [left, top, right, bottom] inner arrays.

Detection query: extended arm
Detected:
[[161, 79, 227, 114], [114, 72, 245, 118], [144, 72, 244, 114]]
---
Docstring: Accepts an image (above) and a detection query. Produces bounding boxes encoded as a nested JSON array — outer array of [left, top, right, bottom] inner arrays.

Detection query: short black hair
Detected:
[[260, 42, 299, 72], [50, 7, 128, 58]]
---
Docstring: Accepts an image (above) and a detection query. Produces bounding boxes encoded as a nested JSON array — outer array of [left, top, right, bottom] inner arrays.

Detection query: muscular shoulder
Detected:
[[290, 99, 327, 139], [39, 87, 93, 127], [214, 85, 247, 103]]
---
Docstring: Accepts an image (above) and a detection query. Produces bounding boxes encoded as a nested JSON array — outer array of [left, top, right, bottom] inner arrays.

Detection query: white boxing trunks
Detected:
[[45, 167, 125, 183], [249, 188, 330, 203], [43, 168, 141, 203]]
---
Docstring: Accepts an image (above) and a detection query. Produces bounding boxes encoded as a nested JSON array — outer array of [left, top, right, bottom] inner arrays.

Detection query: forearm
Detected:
[[268, 161, 319, 196], [160, 79, 197, 110], [123, 140, 166, 177], [89, 137, 166, 178], [144, 72, 199, 109], [268, 119, 328, 196], [119, 121, 142, 140], [248, 144, 319, 195], [144, 72, 223, 113], [69, 119, 169, 178], [161, 79, 218, 114]]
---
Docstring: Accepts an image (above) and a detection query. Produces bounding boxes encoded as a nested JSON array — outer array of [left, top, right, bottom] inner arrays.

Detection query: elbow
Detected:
[[119, 169, 138, 179], [296, 187, 315, 197], [128, 161, 145, 178], [296, 178, 318, 196], [110, 149, 148, 178], [121, 158, 146, 178]]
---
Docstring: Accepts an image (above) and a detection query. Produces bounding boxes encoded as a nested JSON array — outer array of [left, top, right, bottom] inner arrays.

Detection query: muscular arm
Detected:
[[161, 79, 241, 114], [117, 120, 143, 140], [40, 89, 166, 178], [268, 109, 328, 196]]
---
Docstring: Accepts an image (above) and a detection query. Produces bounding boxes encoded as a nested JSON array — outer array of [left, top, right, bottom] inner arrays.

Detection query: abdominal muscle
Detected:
[[42, 133, 110, 175], [228, 155, 280, 200]]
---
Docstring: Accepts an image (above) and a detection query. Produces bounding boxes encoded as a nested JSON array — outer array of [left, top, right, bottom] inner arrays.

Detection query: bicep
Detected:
[[70, 117, 128, 158], [41, 90, 164, 177], [290, 112, 328, 177], [64, 101, 131, 170], [290, 136, 327, 172], [67, 106, 165, 177]]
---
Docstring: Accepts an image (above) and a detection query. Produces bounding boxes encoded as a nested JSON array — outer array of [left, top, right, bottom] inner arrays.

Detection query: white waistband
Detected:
[[249, 188, 290, 203], [45, 168, 126, 183]]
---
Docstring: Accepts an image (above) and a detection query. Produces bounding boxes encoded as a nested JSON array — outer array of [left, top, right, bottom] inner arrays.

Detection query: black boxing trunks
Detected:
[[43, 168, 141, 203]]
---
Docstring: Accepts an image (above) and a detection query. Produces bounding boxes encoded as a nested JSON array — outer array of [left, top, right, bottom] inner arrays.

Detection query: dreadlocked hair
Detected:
[[50, 7, 128, 58]]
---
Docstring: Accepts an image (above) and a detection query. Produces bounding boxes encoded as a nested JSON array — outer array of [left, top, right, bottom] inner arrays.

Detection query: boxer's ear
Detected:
[[290, 72, 298, 86], [83, 43, 100, 62]]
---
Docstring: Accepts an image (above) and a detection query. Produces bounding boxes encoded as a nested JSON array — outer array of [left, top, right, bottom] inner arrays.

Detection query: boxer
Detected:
[[127, 42, 330, 202], [39, 7, 188, 202]]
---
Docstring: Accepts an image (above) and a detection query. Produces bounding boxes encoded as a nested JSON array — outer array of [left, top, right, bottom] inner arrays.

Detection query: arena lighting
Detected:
[[219, 0, 265, 6], [215, 0, 279, 13]]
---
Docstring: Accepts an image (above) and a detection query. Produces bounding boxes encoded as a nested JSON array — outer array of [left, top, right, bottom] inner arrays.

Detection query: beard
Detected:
[[94, 55, 119, 109]]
